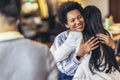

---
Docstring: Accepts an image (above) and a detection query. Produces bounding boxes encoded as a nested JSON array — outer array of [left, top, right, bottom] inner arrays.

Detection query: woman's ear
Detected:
[[65, 24, 69, 28]]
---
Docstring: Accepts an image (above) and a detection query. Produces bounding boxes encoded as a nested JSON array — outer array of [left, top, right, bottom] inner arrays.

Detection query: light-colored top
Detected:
[[50, 30, 83, 76], [0, 31, 58, 80], [73, 47, 120, 80], [0, 31, 24, 41]]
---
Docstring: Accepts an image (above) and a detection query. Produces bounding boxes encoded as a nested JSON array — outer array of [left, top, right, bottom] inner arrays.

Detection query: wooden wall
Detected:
[[109, 0, 120, 23]]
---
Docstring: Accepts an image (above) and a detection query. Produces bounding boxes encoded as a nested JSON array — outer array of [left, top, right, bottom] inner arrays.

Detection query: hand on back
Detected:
[[77, 36, 99, 57], [96, 33, 116, 50]]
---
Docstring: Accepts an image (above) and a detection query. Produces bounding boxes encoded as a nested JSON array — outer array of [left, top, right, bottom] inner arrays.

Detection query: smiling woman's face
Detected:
[[66, 9, 85, 32]]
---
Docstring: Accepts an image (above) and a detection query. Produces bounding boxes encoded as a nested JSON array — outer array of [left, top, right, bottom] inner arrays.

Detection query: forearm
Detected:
[[110, 41, 117, 50], [50, 39, 75, 62], [56, 53, 82, 76], [109, 41, 118, 55], [50, 31, 83, 62]]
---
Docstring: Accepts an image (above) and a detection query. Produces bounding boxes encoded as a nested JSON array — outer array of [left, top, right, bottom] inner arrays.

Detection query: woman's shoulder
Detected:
[[51, 30, 69, 50], [55, 30, 69, 40]]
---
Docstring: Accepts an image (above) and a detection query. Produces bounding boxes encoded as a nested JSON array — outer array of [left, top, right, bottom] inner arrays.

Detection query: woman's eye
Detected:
[[69, 19, 75, 22], [78, 16, 82, 19]]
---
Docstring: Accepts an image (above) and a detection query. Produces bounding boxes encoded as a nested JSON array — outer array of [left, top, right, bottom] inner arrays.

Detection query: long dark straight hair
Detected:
[[83, 6, 119, 74]]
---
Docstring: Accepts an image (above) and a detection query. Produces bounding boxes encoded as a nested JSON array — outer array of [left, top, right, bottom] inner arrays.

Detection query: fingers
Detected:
[[96, 34, 107, 40], [96, 33, 110, 45], [86, 36, 99, 45], [88, 38, 99, 52], [87, 36, 95, 43], [90, 45, 99, 51], [96, 33, 111, 38], [96, 33, 111, 41], [97, 36, 106, 41], [96, 33, 116, 50], [80, 39, 84, 45], [90, 40, 99, 48], [78, 36, 100, 55], [99, 41, 105, 44], [89, 38, 99, 45], [83, 37, 99, 53]]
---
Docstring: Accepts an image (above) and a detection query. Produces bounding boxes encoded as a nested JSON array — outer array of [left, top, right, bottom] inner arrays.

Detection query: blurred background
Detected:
[[19, 0, 120, 48]]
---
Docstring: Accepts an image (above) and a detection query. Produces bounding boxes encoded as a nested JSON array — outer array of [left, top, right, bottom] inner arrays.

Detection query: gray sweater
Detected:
[[0, 38, 58, 80]]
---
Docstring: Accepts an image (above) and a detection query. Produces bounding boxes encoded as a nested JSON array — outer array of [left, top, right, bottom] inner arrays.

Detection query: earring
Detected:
[[65, 24, 69, 28]]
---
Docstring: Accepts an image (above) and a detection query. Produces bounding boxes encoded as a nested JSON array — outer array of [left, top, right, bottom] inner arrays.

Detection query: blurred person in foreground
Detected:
[[73, 6, 120, 80], [0, 0, 58, 80], [50, 1, 99, 80]]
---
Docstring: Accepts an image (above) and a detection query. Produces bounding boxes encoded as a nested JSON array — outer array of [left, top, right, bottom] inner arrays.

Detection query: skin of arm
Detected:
[[96, 33, 117, 50]]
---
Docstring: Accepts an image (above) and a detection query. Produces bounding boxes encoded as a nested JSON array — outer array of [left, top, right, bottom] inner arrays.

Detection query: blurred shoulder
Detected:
[[55, 30, 69, 40], [17, 38, 49, 53]]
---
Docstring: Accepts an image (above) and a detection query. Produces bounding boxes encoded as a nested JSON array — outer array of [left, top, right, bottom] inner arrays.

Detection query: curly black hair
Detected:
[[57, 1, 83, 26]]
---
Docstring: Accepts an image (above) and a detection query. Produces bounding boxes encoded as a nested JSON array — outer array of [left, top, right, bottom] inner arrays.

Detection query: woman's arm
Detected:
[[56, 53, 82, 76], [50, 31, 83, 62]]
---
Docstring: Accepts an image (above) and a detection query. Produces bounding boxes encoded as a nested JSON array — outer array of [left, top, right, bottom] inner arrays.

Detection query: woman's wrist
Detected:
[[77, 50, 84, 57], [111, 42, 117, 50]]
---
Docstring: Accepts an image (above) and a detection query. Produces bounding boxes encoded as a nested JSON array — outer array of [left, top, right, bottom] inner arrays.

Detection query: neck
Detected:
[[0, 24, 18, 33], [0, 14, 18, 33]]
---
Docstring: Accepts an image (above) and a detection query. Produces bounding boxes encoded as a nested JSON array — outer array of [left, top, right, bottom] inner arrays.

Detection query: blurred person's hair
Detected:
[[0, 0, 21, 24]]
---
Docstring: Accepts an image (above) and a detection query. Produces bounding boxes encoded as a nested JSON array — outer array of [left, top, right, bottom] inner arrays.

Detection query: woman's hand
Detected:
[[96, 33, 116, 50], [77, 36, 99, 57]]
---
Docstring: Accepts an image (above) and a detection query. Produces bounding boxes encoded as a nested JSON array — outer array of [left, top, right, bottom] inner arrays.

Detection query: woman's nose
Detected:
[[75, 19, 80, 24]]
